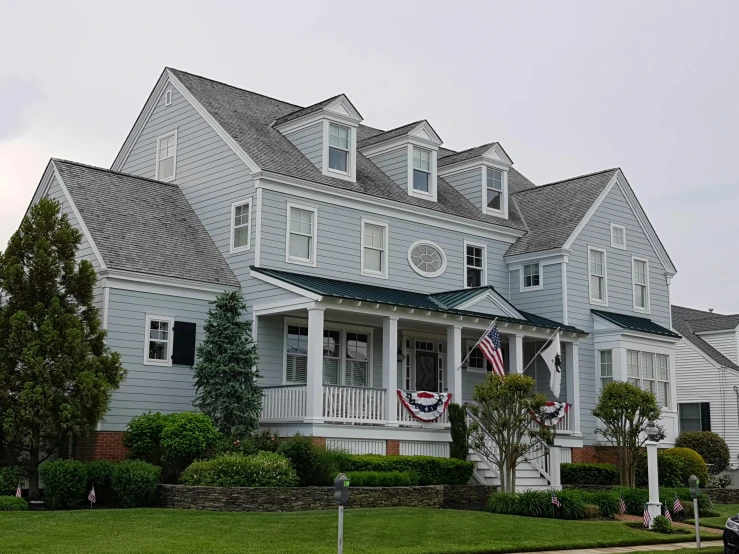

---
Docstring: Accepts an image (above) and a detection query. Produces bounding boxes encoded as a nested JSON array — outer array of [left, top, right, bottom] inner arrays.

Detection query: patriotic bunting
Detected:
[[531, 402, 570, 426], [397, 390, 452, 422]]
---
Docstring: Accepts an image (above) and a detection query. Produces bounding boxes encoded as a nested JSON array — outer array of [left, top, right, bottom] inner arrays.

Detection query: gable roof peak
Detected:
[[272, 93, 363, 128]]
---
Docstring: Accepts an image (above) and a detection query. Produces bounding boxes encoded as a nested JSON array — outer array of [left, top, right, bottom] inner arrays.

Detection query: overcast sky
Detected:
[[1, 0, 737, 312]]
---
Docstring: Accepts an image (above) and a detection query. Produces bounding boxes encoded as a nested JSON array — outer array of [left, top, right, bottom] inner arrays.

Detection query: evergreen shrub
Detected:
[[38, 460, 87, 509], [181, 452, 298, 487], [675, 432, 730, 475], [343, 454, 473, 485], [0, 496, 28, 511], [560, 463, 619, 485], [111, 460, 161, 508]]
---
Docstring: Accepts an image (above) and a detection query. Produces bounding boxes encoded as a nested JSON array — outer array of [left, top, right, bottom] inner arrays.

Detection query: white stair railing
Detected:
[[465, 408, 500, 482]]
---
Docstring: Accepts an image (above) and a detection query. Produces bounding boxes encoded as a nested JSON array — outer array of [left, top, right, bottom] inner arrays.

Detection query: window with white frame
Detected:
[[156, 132, 177, 181], [465, 244, 485, 287], [286, 325, 308, 383], [627, 350, 669, 407], [589, 248, 607, 304], [486, 168, 503, 211], [328, 123, 350, 173], [523, 263, 541, 290], [656, 353, 669, 407], [466, 339, 489, 373], [361, 221, 387, 278], [633, 258, 649, 311], [345, 332, 369, 387], [679, 402, 711, 432], [231, 200, 251, 252], [287, 205, 317, 265], [408, 241, 446, 277], [599, 350, 613, 389], [145, 315, 174, 366], [165, 89, 172, 106], [323, 329, 341, 385], [412, 147, 431, 193], [611, 224, 626, 249]]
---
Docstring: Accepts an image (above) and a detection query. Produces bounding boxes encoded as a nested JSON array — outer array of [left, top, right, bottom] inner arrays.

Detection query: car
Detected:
[[724, 515, 739, 554]]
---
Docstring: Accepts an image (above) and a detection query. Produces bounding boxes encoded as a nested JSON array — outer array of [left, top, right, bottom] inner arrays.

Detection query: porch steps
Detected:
[[468, 451, 551, 491]]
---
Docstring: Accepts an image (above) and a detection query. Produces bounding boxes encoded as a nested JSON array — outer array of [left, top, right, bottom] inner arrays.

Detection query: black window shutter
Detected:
[[172, 321, 197, 366], [701, 402, 712, 432]]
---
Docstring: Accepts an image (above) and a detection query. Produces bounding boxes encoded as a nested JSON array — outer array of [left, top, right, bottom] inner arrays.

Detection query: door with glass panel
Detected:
[[415, 351, 439, 392]]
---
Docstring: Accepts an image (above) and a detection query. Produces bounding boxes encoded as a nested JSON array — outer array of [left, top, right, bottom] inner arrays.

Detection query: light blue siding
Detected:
[[101, 288, 212, 431], [509, 264, 564, 322], [285, 123, 323, 169], [366, 147, 407, 191], [444, 168, 482, 210]]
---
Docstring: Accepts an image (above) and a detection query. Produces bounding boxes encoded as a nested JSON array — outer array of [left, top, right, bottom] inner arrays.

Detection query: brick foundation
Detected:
[[76, 431, 127, 462], [571, 446, 619, 464], [311, 437, 327, 448], [386, 440, 400, 456]]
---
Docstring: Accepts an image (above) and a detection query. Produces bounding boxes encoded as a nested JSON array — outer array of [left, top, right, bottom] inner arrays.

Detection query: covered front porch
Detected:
[[251, 267, 586, 443]]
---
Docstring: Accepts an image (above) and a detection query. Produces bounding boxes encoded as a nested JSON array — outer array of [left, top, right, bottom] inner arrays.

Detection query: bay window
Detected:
[[599, 350, 613, 389], [627, 349, 669, 408]]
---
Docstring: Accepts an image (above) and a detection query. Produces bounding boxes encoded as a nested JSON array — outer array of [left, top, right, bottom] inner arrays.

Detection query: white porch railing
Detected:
[[555, 409, 572, 433], [323, 385, 386, 424], [261, 385, 307, 421], [397, 394, 450, 427]]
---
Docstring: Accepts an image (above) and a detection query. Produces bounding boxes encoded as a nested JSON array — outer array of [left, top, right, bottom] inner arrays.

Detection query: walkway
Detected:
[[508, 541, 723, 554]]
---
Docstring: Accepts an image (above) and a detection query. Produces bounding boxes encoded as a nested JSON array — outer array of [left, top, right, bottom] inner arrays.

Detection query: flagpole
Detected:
[[521, 327, 561, 374], [455, 318, 498, 372]]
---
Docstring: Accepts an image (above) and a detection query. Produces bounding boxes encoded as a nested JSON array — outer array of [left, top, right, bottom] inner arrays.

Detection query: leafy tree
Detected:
[[0, 197, 125, 498], [192, 291, 260, 437], [593, 381, 662, 488], [468, 373, 549, 492]]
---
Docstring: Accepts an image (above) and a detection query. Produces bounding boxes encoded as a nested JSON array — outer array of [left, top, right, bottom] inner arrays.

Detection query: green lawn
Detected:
[[0, 507, 713, 554], [687, 502, 739, 530]]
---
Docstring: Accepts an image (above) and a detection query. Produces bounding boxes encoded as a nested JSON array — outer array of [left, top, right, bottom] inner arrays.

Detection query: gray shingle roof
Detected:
[[272, 94, 359, 127], [168, 69, 528, 231], [505, 169, 618, 257], [53, 160, 240, 288], [672, 305, 739, 370], [356, 120, 425, 149]]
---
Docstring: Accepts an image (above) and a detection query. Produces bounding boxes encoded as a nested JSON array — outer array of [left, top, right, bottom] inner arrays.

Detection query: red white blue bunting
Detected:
[[531, 401, 570, 426], [397, 390, 452, 422]]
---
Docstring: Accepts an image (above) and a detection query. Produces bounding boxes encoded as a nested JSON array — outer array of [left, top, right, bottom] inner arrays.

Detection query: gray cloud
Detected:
[[0, 78, 43, 141]]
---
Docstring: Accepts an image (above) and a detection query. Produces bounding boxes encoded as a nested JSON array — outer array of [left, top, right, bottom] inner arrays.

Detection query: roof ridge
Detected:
[[272, 93, 348, 126], [512, 167, 619, 195], [52, 159, 178, 188], [438, 142, 496, 159], [357, 120, 425, 144]]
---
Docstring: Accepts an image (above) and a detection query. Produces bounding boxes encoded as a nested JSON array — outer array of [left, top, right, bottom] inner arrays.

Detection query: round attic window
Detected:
[[408, 241, 447, 277]]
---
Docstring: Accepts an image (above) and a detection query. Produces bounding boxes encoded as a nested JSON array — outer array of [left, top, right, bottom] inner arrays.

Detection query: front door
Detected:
[[415, 351, 438, 392]]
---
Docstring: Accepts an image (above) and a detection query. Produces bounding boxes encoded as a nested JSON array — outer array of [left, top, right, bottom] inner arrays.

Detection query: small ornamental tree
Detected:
[[0, 197, 125, 499], [448, 403, 470, 461], [593, 381, 663, 488], [468, 373, 549, 492], [192, 291, 261, 438]]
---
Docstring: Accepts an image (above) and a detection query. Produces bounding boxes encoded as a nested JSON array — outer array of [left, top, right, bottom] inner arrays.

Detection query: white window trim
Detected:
[[321, 119, 357, 183], [407, 144, 438, 202], [407, 240, 447, 278], [285, 202, 318, 267], [482, 165, 509, 219], [143, 314, 175, 367], [610, 223, 626, 250], [283, 318, 374, 386], [520, 261, 543, 292], [588, 245, 608, 306], [632, 255, 651, 313], [230, 198, 252, 254], [360, 218, 389, 279], [463, 240, 487, 288], [597, 349, 614, 393], [164, 89, 172, 106], [155, 130, 178, 182], [465, 339, 487, 374]]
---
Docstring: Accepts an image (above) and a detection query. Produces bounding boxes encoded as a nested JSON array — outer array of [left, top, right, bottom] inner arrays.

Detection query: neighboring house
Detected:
[[672, 305, 739, 469], [23, 68, 680, 483]]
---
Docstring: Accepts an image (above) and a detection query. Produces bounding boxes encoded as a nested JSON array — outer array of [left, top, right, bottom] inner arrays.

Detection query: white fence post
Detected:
[[549, 444, 562, 491]]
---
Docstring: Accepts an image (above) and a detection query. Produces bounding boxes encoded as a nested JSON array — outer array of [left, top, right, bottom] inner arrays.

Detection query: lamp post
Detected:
[[645, 420, 661, 528]]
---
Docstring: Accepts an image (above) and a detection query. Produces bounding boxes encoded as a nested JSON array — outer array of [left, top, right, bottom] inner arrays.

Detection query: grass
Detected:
[[686, 502, 739, 530], [0, 507, 712, 554]]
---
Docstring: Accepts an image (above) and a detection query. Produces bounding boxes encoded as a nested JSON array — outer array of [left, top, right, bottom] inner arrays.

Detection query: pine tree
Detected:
[[0, 197, 125, 498], [193, 291, 261, 438]]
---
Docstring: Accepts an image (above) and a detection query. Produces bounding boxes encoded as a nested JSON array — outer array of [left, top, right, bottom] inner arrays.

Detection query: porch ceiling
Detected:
[[251, 266, 586, 334]]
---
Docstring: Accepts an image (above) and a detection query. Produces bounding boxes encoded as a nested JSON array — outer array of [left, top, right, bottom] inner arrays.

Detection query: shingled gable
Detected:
[[672, 305, 739, 371], [39, 160, 240, 288]]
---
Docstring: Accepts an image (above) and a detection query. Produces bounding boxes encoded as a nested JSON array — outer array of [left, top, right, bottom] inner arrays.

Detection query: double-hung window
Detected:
[[323, 329, 341, 385], [287, 204, 317, 266], [633, 257, 649, 311], [231, 200, 251, 252], [156, 131, 177, 181], [328, 123, 350, 173], [679, 403, 711, 432], [345, 332, 369, 387], [286, 325, 308, 383], [656, 354, 670, 407], [412, 147, 431, 193], [144, 315, 174, 366], [599, 350, 613, 389], [627, 350, 669, 407], [589, 247, 607, 304], [465, 243, 485, 287], [487, 168, 503, 211], [361, 221, 387, 278], [523, 263, 541, 290]]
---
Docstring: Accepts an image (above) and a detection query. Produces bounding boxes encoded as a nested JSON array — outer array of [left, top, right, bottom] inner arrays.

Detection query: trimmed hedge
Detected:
[[663, 448, 709, 487], [487, 489, 585, 520], [561, 463, 619, 486], [112, 460, 161, 508], [621, 486, 713, 516], [276, 435, 319, 486], [342, 455, 473, 486], [0, 466, 25, 496], [675, 432, 730, 475], [0, 496, 28, 511], [38, 460, 88, 509], [85, 460, 116, 505], [636, 452, 685, 488], [340, 471, 418, 487], [181, 452, 298, 488]]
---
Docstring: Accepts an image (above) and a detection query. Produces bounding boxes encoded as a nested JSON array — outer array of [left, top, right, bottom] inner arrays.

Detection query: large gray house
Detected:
[[27, 68, 680, 486]]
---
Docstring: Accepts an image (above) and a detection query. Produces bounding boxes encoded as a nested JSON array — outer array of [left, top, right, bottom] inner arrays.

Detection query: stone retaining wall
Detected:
[[705, 488, 739, 504], [443, 485, 495, 508], [158, 484, 495, 512]]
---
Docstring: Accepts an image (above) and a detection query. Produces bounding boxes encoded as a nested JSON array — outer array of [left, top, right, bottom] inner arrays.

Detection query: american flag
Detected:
[[619, 495, 626, 515], [673, 494, 684, 513], [478, 323, 505, 377], [15, 483, 21, 498], [551, 493, 561, 508], [664, 505, 672, 523], [88, 486, 96, 504], [643, 504, 652, 528]]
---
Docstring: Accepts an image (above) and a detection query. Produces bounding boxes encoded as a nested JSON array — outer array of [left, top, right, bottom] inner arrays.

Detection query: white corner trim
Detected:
[[610, 222, 626, 250], [254, 185, 263, 266], [155, 129, 178, 182], [102, 281, 110, 331], [360, 218, 389, 279], [562, 171, 621, 250], [143, 314, 175, 367], [587, 245, 608, 306], [519, 261, 543, 292], [463, 240, 487, 288], [561, 262, 569, 326], [285, 202, 318, 267], [632, 255, 651, 314], [249, 269, 323, 302], [407, 240, 447, 278], [229, 197, 253, 254], [52, 165, 108, 271]]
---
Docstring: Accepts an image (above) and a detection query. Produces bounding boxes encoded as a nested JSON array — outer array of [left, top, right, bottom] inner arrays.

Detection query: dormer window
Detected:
[[328, 123, 350, 173], [412, 147, 432, 193], [487, 168, 502, 210]]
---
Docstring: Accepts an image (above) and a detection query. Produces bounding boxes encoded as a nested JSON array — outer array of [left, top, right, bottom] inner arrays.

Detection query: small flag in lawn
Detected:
[[673, 494, 684, 513], [643, 503, 652, 528], [15, 483, 21, 498], [551, 493, 562, 508], [88, 486, 96, 504], [664, 505, 673, 523], [619, 494, 626, 515]]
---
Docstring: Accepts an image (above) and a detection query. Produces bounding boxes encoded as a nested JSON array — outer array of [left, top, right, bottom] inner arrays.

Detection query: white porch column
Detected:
[[447, 325, 463, 403], [305, 306, 325, 424], [509, 333, 524, 374], [564, 341, 581, 435], [549, 445, 562, 491], [382, 316, 399, 425]]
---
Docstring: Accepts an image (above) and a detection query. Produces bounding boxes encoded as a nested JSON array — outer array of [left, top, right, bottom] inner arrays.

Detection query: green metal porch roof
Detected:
[[251, 266, 586, 334], [591, 309, 680, 338]]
